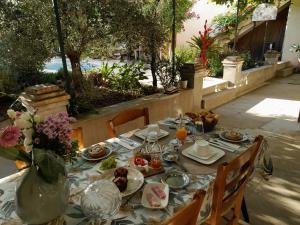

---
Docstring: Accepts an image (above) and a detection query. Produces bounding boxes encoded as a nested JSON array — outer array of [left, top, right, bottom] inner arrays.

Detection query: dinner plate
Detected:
[[161, 171, 190, 189], [81, 145, 112, 161], [182, 145, 225, 165], [141, 182, 169, 209], [134, 128, 169, 141], [188, 146, 218, 160], [219, 131, 248, 143], [100, 167, 144, 198]]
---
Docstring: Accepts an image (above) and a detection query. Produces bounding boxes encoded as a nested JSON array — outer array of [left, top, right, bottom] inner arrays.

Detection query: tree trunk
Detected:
[[68, 52, 83, 93], [150, 51, 157, 87]]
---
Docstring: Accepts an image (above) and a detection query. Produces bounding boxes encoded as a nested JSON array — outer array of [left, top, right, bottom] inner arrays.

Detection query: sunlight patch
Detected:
[[246, 98, 300, 120]]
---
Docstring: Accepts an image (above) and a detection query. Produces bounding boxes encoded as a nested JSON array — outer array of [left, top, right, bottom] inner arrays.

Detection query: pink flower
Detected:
[[0, 126, 21, 147]]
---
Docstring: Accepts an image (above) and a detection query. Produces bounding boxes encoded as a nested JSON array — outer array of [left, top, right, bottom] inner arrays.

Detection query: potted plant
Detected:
[[188, 20, 215, 76], [0, 110, 78, 224], [264, 50, 280, 65], [156, 59, 180, 94]]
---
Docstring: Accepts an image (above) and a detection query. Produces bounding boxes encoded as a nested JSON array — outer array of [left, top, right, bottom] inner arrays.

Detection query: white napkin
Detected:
[[113, 136, 141, 150]]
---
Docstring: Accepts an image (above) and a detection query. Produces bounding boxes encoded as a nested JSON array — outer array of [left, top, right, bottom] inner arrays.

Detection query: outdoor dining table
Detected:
[[0, 119, 272, 225]]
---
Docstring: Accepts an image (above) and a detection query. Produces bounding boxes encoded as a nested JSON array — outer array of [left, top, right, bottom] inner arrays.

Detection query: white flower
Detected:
[[33, 115, 43, 123], [14, 118, 32, 129], [24, 144, 33, 153], [21, 112, 32, 121], [7, 109, 16, 119], [24, 137, 32, 146], [23, 128, 33, 140]]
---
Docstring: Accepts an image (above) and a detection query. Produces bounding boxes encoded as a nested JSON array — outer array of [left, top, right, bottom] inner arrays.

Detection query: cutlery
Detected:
[[208, 141, 236, 153], [119, 137, 136, 146], [213, 139, 240, 149]]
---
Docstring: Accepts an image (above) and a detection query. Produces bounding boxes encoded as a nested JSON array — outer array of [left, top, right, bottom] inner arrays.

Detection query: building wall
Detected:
[[176, 0, 227, 48], [282, 0, 300, 67]]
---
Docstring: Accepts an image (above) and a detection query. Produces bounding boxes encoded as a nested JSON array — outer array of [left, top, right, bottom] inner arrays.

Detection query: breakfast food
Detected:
[[100, 157, 117, 170], [146, 193, 161, 207], [224, 131, 242, 141], [88, 145, 106, 158], [151, 186, 166, 200], [114, 167, 128, 178], [113, 176, 128, 192], [150, 158, 162, 169], [113, 167, 128, 192], [134, 156, 147, 166], [185, 111, 219, 132]]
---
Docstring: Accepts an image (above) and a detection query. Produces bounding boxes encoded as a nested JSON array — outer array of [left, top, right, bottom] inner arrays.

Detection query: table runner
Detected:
[[0, 125, 273, 225]]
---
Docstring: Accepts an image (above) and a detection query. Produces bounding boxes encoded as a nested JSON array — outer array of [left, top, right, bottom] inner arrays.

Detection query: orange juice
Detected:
[[176, 127, 188, 143]]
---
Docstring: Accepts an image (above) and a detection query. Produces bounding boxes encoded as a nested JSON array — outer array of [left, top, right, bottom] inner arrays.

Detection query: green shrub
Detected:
[[175, 48, 198, 64], [111, 63, 147, 94], [239, 51, 255, 70]]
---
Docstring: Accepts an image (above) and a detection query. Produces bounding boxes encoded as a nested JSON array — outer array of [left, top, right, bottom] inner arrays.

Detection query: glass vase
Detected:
[[15, 165, 69, 224]]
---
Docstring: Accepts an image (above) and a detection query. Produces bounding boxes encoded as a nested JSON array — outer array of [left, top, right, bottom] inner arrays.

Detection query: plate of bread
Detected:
[[81, 144, 112, 161], [219, 130, 248, 143]]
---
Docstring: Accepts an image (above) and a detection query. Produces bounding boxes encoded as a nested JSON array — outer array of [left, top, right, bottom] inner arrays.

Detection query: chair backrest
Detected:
[[161, 190, 206, 225], [71, 127, 84, 150], [209, 135, 264, 224], [106, 107, 149, 138]]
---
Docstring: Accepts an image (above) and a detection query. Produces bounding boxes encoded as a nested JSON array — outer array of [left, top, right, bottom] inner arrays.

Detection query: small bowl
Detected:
[[161, 171, 190, 189]]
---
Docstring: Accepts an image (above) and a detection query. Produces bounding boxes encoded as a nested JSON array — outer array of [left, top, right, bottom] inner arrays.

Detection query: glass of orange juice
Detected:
[[176, 126, 188, 144]]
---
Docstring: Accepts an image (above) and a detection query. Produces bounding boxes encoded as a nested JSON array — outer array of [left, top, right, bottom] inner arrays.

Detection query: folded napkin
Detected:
[[158, 117, 176, 126], [114, 136, 141, 150]]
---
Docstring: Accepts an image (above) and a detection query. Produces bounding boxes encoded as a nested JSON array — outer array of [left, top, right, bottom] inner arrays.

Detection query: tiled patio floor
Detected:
[[215, 74, 300, 225]]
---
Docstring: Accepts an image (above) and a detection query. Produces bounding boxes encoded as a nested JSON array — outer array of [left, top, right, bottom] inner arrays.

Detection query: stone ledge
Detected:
[[74, 89, 192, 124]]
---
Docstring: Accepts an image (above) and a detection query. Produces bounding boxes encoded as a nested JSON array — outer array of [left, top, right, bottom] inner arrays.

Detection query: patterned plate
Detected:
[[81, 145, 112, 161], [101, 167, 144, 198]]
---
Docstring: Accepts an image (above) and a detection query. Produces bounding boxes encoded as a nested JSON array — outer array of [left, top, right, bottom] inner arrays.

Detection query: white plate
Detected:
[[182, 145, 225, 165], [134, 128, 169, 141], [97, 159, 128, 174], [219, 132, 248, 143], [141, 182, 169, 209], [188, 146, 218, 160], [101, 167, 144, 198], [81, 145, 112, 161]]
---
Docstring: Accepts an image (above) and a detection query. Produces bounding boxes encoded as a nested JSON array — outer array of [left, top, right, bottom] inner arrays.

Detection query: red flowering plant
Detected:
[[0, 110, 78, 183], [189, 20, 215, 66]]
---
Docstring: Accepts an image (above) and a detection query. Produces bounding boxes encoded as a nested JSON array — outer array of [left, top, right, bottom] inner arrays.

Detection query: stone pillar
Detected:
[[19, 84, 70, 119], [185, 63, 206, 112], [222, 56, 244, 85]]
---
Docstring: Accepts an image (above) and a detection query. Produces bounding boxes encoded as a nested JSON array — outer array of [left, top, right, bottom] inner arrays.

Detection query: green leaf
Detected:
[[0, 147, 31, 162], [33, 149, 66, 184]]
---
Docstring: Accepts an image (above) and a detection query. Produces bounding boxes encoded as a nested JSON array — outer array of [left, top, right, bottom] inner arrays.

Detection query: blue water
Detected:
[[43, 57, 121, 73]]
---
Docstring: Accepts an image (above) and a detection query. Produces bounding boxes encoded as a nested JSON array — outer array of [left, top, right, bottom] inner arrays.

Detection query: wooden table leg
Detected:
[[241, 197, 250, 223]]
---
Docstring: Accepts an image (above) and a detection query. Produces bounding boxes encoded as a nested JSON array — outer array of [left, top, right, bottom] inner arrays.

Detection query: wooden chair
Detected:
[[71, 127, 84, 150], [106, 107, 149, 138], [161, 190, 206, 225], [205, 135, 264, 225]]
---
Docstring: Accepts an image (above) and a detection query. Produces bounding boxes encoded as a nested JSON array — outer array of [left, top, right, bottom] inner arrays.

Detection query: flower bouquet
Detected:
[[0, 110, 78, 224]]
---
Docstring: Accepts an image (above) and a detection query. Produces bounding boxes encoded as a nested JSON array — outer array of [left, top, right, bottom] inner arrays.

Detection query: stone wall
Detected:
[[72, 68, 206, 147]]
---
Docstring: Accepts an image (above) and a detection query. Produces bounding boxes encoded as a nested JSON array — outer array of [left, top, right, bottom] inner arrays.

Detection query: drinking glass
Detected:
[[193, 120, 205, 140], [176, 126, 188, 144], [81, 180, 121, 224]]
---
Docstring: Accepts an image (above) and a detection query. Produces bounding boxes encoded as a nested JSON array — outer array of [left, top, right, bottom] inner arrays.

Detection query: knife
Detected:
[[208, 141, 237, 153]]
